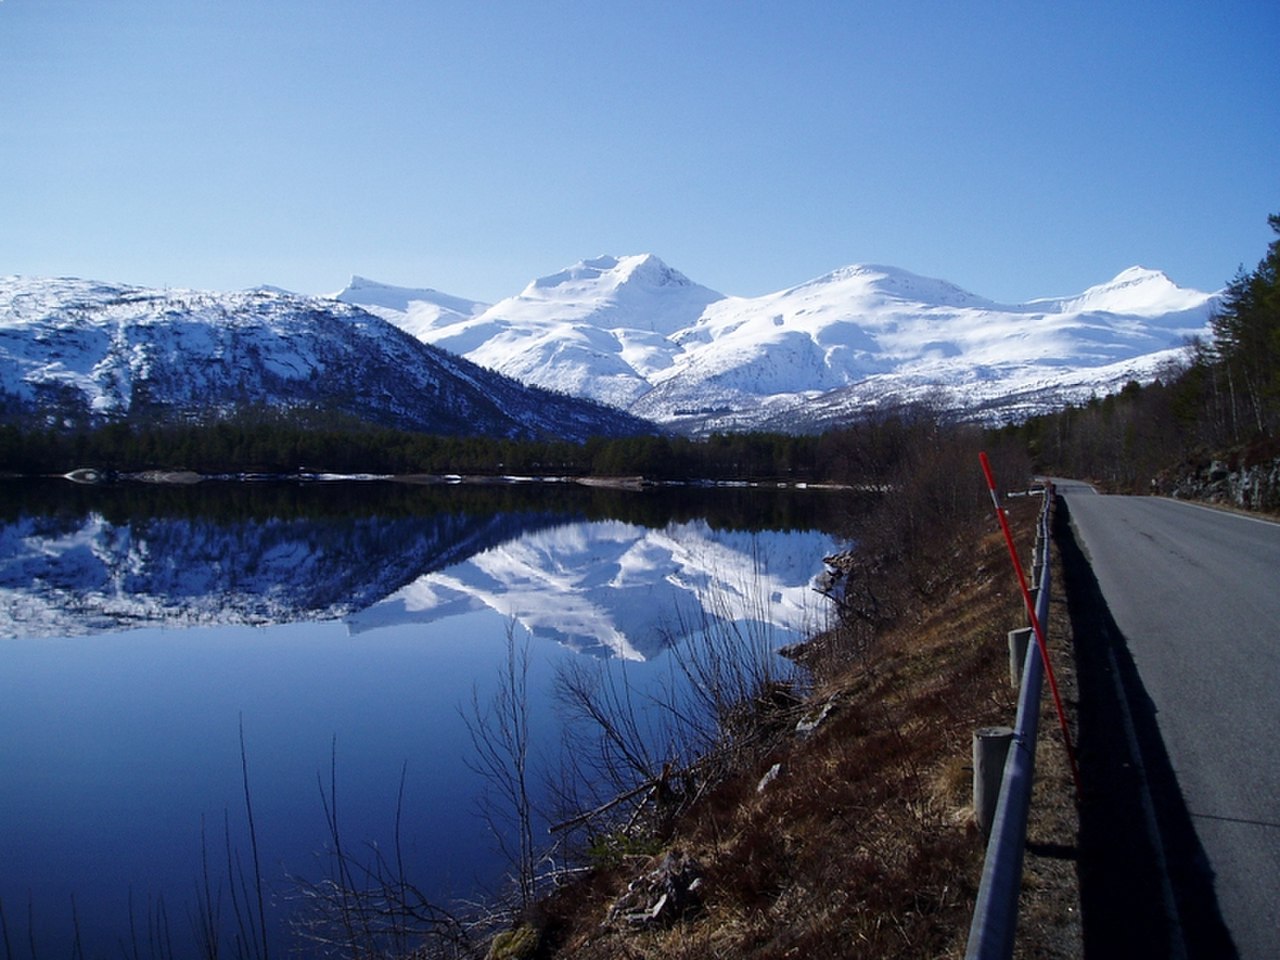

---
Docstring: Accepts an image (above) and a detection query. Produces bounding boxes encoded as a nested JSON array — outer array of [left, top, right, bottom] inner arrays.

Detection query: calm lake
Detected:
[[0, 478, 846, 956]]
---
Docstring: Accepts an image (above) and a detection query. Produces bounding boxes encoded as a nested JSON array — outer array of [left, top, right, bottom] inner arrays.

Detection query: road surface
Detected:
[[1056, 480, 1280, 959]]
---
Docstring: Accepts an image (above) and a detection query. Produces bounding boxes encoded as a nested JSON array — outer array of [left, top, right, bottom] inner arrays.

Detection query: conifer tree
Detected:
[[1210, 212, 1280, 438]]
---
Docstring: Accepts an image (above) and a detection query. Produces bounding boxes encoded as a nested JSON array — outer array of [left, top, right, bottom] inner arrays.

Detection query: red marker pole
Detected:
[[979, 452, 1082, 798]]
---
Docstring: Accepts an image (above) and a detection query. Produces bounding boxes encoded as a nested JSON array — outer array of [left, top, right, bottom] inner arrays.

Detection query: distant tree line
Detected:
[[999, 211, 1280, 490], [0, 416, 817, 482], [0, 400, 1030, 492]]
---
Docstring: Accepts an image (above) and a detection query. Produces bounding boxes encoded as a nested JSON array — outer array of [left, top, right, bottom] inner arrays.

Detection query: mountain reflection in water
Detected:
[[0, 479, 847, 655]]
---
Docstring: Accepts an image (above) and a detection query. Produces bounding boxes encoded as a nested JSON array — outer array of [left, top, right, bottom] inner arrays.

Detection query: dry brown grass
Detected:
[[519, 497, 1082, 959]]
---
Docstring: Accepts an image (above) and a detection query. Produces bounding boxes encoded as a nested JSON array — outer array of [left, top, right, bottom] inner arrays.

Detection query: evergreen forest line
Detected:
[[2, 419, 817, 483]]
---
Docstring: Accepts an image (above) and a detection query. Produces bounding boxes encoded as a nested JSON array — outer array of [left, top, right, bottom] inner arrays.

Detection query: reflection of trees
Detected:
[[0, 478, 847, 532]]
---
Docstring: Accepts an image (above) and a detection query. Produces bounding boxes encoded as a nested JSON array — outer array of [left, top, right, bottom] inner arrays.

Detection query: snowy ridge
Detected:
[[2, 256, 1221, 437], [346, 258, 1220, 431], [368, 254, 726, 409], [1032, 266, 1213, 317], [0, 275, 650, 440], [334, 276, 488, 341]]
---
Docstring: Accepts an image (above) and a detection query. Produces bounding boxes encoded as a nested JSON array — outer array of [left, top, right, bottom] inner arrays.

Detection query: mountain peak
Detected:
[[1057, 266, 1213, 316], [343, 274, 390, 292], [526, 253, 698, 296], [1109, 265, 1170, 285], [338, 274, 430, 299], [796, 263, 990, 309], [490, 254, 724, 338], [335, 276, 487, 317]]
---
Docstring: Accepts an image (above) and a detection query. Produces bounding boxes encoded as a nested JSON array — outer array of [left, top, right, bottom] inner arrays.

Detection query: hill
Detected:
[[0, 276, 650, 441]]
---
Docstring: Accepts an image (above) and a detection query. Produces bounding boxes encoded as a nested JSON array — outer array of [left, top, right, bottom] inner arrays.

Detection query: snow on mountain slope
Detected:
[[4, 256, 1221, 439], [348, 257, 1218, 431], [508, 254, 725, 336], [660, 264, 1210, 387], [466, 254, 725, 408], [0, 275, 650, 441], [343, 254, 725, 409], [1029, 266, 1214, 318], [334, 276, 489, 340], [733, 345, 1191, 435], [643, 263, 1216, 428]]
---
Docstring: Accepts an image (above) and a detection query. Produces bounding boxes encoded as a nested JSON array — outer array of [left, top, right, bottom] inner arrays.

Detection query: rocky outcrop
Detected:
[[1169, 455, 1280, 513], [605, 851, 704, 928]]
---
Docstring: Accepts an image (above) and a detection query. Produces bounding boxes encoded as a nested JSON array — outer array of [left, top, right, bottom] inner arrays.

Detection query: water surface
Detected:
[[0, 479, 845, 955]]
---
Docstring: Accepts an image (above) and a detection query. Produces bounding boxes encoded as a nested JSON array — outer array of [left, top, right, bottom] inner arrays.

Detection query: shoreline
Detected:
[[44, 467, 851, 491]]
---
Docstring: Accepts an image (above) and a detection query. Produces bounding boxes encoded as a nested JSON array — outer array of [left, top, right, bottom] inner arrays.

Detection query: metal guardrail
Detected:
[[964, 484, 1054, 960]]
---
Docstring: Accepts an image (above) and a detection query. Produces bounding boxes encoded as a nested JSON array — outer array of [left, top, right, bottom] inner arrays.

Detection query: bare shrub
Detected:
[[287, 748, 473, 959], [816, 412, 1032, 678], [462, 626, 539, 913], [547, 543, 825, 863]]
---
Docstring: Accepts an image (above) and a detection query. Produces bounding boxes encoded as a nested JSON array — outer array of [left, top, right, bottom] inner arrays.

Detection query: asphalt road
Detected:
[[1056, 480, 1280, 959]]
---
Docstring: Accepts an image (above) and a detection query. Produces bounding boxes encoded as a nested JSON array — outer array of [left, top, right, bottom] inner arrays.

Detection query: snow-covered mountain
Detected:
[[3, 257, 1220, 439], [634, 263, 1218, 430], [340, 254, 723, 410], [0, 276, 650, 440], [345, 257, 1219, 431], [334, 276, 488, 340]]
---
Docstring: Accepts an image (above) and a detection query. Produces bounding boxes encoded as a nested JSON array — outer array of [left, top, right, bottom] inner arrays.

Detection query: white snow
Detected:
[[333, 276, 489, 340], [0, 274, 643, 440], [339, 257, 1219, 429], [2, 254, 1223, 435], [1031, 266, 1212, 318], [338, 254, 725, 409]]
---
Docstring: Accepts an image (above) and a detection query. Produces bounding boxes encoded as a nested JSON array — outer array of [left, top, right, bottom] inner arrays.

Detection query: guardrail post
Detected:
[[973, 726, 1015, 838], [1008, 628, 1031, 688]]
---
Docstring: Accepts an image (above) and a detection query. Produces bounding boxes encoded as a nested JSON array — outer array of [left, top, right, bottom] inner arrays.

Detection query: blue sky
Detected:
[[2, 1, 1276, 303]]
